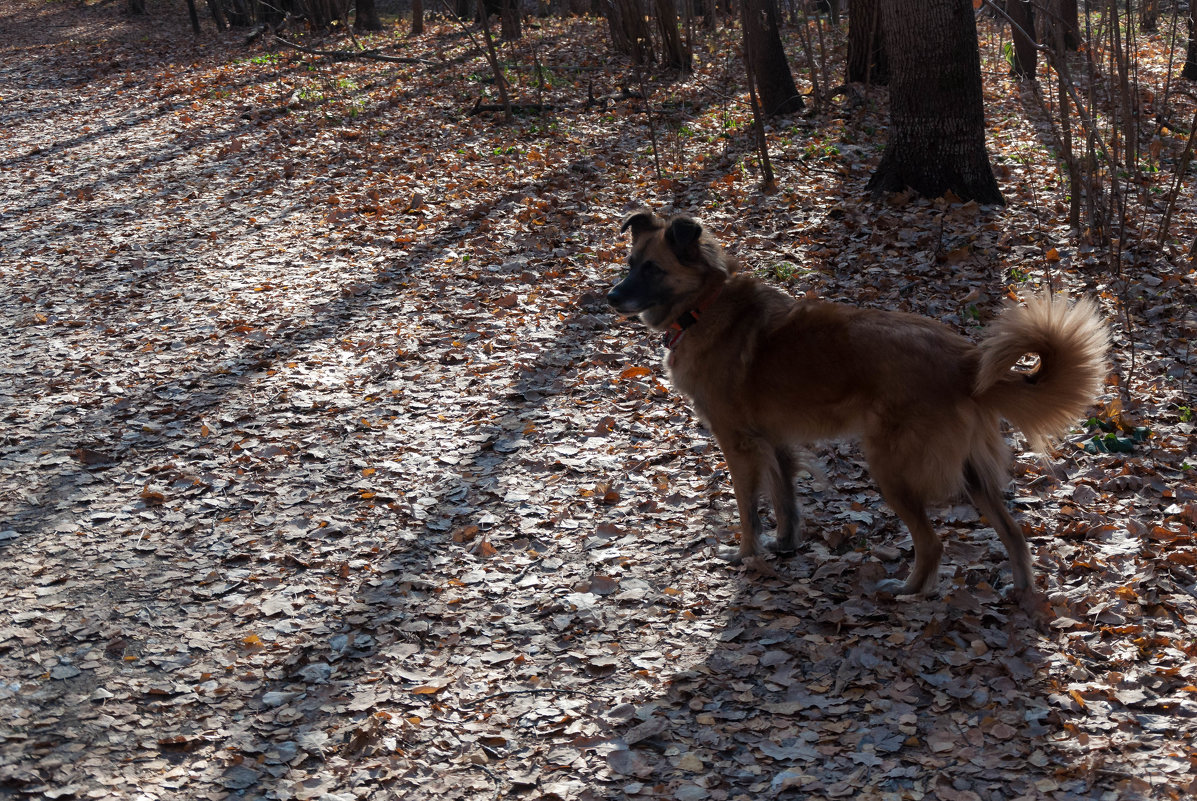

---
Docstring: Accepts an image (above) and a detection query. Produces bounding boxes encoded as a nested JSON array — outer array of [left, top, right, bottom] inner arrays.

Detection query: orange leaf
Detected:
[[619, 366, 651, 380], [140, 486, 166, 505]]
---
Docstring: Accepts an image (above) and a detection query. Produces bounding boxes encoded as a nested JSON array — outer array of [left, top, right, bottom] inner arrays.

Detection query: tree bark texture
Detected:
[[411, 0, 424, 35], [741, 0, 803, 116], [205, 0, 229, 29], [846, 0, 887, 84], [303, 0, 350, 30], [655, 0, 692, 71], [1184, 6, 1197, 80], [185, 0, 201, 33], [1007, 0, 1036, 78], [354, 0, 384, 31], [1139, 0, 1158, 32], [501, 0, 522, 40], [1053, 0, 1079, 51], [867, 0, 1003, 204], [606, 0, 655, 65]]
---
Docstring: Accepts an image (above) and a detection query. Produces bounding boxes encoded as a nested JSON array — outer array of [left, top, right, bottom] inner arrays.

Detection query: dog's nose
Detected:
[[606, 286, 624, 308]]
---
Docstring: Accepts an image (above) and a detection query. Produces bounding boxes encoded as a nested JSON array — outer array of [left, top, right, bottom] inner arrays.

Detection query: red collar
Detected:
[[663, 286, 723, 351]]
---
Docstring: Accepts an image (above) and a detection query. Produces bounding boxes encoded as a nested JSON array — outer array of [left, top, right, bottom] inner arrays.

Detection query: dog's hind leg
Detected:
[[768, 446, 802, 554], [965, 460, 1033, 592], [874, 486, 943, 596], [866, 439, 944, 595]]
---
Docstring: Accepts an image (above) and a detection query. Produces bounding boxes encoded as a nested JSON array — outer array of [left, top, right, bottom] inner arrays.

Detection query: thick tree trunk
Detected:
[[866, 0, 1003, 204], [501, 0, 521, 40], [1054, 0, 1079, 51], [704, 0, 718, 30], [1184, 6, 1197, 80], [354, 0, 384, 31], [741, 0, 803, 116], [411, 0, 424, 35], [1007, 0, 1036, 78], [846, 0, 887, 84]]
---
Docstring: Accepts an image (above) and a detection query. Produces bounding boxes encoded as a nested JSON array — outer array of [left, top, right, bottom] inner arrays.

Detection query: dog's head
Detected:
[[607, 210, 732, 329]]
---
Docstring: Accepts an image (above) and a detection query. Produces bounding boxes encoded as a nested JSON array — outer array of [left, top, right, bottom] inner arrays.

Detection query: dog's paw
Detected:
[[873, 578, 910, 596], [767, 536, 799, 557], [742, 555, 783, 578], [874, 577, 937, 597], [1008, 586, 1052, 628], [717, 546, 746, 564]]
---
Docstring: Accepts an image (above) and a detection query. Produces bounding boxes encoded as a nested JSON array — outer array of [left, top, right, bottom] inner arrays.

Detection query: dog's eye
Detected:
[[640, 260, 660, 275]]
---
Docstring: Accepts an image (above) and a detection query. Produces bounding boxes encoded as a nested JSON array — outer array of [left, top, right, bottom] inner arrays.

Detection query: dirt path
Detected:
[[2, 2, 1196, 799]]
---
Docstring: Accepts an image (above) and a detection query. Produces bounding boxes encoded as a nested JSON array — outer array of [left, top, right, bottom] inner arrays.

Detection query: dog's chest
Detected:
[[662, 347, 731, 424]]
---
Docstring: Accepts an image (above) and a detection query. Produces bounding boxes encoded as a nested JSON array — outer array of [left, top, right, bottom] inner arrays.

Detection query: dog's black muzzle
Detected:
[[606, 281, 637, 314]]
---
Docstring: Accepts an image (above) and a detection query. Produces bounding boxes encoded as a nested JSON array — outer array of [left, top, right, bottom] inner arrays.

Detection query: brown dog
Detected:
[[608, 210, 1108, 596]]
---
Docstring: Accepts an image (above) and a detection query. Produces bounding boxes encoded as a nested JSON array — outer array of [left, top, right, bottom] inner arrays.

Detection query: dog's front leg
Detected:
[[769, 446, 802, 554], [716, 434, 766, 562]]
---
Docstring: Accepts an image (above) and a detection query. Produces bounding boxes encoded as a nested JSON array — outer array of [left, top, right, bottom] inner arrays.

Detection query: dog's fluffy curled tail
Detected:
[[975, 294, 1109, 452]]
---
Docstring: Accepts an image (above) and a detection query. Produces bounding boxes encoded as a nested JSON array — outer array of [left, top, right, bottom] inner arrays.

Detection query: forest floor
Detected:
[[2, 1, 1196, 799]]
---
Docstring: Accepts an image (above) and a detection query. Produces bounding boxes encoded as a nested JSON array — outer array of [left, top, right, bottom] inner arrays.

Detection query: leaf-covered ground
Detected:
[[2, 2, 1196, 799]]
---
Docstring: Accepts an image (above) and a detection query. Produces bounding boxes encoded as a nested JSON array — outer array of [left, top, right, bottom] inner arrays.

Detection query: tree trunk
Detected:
[[477, 0, 513, 122], [411, 0, 424, 35], [740, 0, 776, 191], [501, 0, 521, 40], [741, 0, 803, 116], [1184, 6, 1197, 80], [305, 0, 349, 30], [606, 0, 655, 65], [704, 0, 718, 30], [1007, 0, 1035, 78], [846, 0, 887, 84], [1053, 0, 1079, 51], [355, 0, 384, 31], [185, 0, 201, 33], [1139, 0, 1158, 32], [866, 0, 1003, 204], [205, 0, 229, 30], [128, 0, 146, 14], [656, 0, 692, 71], [225, 0, 251, 26]]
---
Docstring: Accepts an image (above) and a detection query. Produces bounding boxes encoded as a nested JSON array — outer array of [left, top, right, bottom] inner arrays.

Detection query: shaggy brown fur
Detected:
[[608, 210, 1109, 596]]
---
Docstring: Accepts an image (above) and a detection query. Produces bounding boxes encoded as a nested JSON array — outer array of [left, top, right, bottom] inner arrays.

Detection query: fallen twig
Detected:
[[469, 100, 558, 115], [270, 35, 440, 66], [461, 687, 607, 710]]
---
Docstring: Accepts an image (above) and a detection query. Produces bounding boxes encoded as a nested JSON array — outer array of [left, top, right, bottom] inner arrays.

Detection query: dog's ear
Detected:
[[620, 210, 662, 238], [665, 216, 703, 252]]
